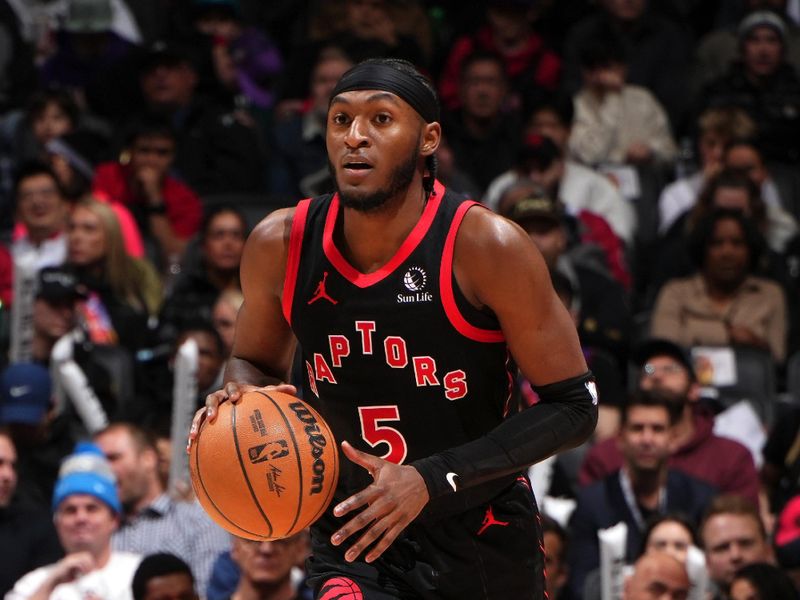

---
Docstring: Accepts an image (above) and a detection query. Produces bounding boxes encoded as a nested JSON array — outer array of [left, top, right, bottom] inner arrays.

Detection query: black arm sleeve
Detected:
[[410, 371, 598, 500]]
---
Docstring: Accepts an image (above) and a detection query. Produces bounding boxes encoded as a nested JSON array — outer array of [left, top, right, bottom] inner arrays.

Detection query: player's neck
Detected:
[[338, 179, 428, 274]]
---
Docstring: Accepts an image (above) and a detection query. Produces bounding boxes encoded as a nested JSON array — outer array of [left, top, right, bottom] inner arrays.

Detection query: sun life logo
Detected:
[[397, 266, 432, 303], [403, 267, 426, 292]]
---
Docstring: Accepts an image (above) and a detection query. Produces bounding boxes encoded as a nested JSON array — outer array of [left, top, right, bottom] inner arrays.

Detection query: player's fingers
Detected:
[[331, 494, 386, 545], [341, 440, 381, 473], [332, 483, 381, 518], [364, 520, 404, 563], [204, 389, 228, 422], [186, 407, 208, 453], [343, 519, 390, 563], [224, 382, 246, 404], [264, 383, 297, 395]]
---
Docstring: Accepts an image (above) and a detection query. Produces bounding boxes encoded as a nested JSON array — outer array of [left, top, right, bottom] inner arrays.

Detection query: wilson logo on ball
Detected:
[[288, 402, 328, 495]]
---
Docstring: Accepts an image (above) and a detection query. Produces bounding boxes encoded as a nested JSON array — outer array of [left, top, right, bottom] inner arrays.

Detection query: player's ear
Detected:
[[420, 122, 441, 157]]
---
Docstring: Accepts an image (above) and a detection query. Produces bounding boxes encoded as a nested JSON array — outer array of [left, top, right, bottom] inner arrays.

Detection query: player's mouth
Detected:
[[341, 159, 374, 182]]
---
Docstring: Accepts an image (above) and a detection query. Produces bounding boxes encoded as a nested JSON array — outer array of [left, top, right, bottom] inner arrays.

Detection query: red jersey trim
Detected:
[[282, 199, 311, 326], [440, 201, 505, 343], [322, 180, 445, 288]]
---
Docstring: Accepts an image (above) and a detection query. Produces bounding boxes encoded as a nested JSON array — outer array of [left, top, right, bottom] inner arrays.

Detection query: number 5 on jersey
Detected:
[[357, 405, 408, 464]]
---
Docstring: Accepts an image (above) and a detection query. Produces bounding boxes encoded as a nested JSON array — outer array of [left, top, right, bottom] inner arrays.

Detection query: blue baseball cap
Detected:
[[52, 442, 121, 514], [0, 363, 52, 425]]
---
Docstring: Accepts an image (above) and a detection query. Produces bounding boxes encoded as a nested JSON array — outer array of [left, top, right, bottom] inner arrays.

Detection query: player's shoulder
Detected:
[[457, 202, 537, 258]]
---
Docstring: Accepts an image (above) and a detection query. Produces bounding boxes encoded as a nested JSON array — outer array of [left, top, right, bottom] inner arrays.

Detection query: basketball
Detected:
[[189, 390, 339, 540]]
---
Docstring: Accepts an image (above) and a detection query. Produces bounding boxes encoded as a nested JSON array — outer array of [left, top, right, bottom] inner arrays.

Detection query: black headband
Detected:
[[330, 62, 440, 124]]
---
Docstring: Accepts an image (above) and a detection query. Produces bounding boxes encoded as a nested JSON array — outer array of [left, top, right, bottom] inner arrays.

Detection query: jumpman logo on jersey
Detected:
[[308, 271, 338, 305], [477, 505, 509, 535]]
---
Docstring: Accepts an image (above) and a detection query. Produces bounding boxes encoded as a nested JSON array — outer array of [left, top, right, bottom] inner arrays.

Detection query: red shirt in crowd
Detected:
[[92, 162, 203, 239]]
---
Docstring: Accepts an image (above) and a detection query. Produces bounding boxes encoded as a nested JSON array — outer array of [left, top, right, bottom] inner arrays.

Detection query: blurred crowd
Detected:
[[2, 0, 800, 598]]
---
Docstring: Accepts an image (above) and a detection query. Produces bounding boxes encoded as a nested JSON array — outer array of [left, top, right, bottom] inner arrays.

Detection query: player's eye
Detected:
[[332, 113, 349, 126], [375, 113, 392, 124]]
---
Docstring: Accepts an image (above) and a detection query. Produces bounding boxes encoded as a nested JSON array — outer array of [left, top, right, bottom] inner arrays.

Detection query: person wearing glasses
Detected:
[[578, 338, 759, 506], [93, 117, 202, 270]]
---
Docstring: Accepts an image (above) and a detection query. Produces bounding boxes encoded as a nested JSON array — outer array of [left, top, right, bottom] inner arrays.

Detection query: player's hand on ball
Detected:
[[331, 441, 430, 563], [186, 382, 297, 452]]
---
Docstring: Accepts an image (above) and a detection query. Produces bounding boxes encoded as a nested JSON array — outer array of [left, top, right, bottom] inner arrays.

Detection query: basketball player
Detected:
[[189, 58, 597, 599]]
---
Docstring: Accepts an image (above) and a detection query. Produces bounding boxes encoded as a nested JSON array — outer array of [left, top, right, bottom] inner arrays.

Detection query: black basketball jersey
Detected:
[[282, 181, 517, 508]]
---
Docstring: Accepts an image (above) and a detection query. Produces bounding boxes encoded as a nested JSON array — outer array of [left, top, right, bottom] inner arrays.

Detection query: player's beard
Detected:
[[332, 145, 419, 213]]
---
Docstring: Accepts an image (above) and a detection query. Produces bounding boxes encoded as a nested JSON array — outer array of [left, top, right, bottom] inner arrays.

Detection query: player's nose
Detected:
[[344, 117, 369, 148]]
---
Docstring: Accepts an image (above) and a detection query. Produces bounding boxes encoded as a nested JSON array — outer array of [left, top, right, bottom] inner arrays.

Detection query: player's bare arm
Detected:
[[188, 207, 298, 447], [455, 207, 588, 385]]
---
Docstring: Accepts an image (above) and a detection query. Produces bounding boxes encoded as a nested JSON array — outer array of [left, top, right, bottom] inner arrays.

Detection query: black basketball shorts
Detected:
[[305, 477, 545, 599]]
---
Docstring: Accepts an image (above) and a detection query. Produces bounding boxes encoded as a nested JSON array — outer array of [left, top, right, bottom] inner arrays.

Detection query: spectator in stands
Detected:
[[229, 532, 310, 600], [160, 205, 246, 341], [47, 130, 109, 202], [651, 209, 787, 362], [561, 0, 692, 128], [67, 198, 162, 351], [729, 563, 797, 600], [700, 495, 775, 598], [567, 390, 716, 599], [693, 0, 800, 97], [39, 0, 141, 121], [484, 103, 636, 245], [641, 513, 698, 565], [131, 553, 197, 600], [438, 0, 561, 114], [191, 0, 283, 110], [651, 168, 794, 299], [499, 180, 631, 364], [495, 139, 632, 294], [580, 338, 761, 507], [724, 139, 798, 252], [6, 442, 142, 600], [0, 362, 76, 511], [0, 89, 79, 179], [212, 289, 242, 359], [442, 51, 521, 195], [542, 516, 572, 600], [698, 10, 800, 165], [568, 32, 677, 168], [43, 130, 147, 260], [93, 117, 202, 269], [12, 162, 69, 271], [270, 48, 353, 199], [176, 322, 225, 401], [30, 267, 82, 364], [658, 108, 757, 235], [94, 422, 229, 597], [135, 41, 263, 195], [623, 552, 690, 600], [277, 0, 427, 105], [0, 428, 62, 599]]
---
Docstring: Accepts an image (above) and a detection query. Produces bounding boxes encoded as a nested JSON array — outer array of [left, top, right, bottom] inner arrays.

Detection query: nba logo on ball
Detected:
[[189, 391, 339, 541]]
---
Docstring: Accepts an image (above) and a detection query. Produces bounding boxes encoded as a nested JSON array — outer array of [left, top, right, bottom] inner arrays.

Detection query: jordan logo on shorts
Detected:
[[308, 271, 338, 305], [477, 505, 509, 535]]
